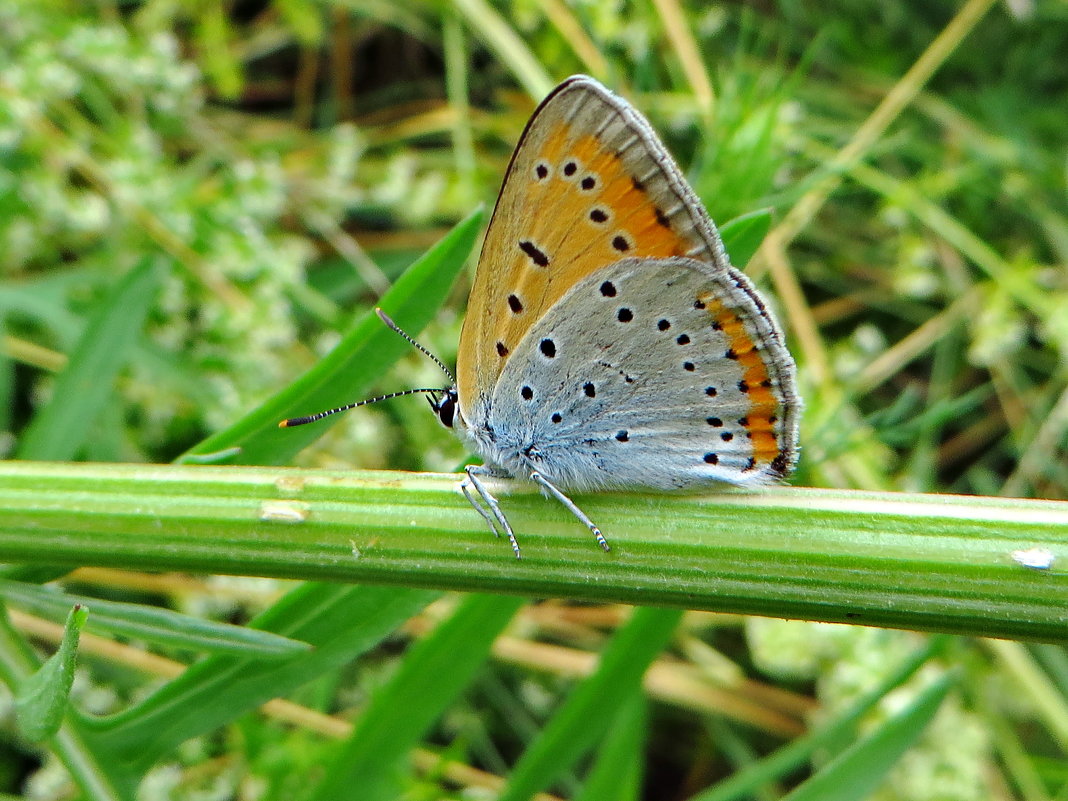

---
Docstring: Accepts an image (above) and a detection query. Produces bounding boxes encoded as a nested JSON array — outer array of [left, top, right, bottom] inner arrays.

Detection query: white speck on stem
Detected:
[[1011, 547, 1055, 570], [258, 500, 310, 523]]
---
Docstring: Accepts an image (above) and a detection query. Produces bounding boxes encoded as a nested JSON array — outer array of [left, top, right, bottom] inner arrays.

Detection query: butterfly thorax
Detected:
[[443, 389, 531, 479], [451, 397, 527, 481], [449, 393, 580, 487]]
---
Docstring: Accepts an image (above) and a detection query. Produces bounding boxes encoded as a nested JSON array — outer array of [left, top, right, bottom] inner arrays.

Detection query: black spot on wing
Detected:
[[519, 240, 549, 267]]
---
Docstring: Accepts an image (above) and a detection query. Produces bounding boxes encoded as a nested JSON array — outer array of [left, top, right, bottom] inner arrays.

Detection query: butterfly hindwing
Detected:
[[484, 257, 800, 490]]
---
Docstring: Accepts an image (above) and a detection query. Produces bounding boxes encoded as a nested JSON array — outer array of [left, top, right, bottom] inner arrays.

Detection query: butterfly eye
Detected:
[[430, 389, 457, 428]]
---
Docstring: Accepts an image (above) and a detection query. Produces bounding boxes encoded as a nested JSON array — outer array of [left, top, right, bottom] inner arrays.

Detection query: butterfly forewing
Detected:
[[457, 76, 733, 414]]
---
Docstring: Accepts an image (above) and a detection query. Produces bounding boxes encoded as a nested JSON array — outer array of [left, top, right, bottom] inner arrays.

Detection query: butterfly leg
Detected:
[[460, 481, 502, 538], [463, 465, 522, 559], [529, 472, 610, 552]]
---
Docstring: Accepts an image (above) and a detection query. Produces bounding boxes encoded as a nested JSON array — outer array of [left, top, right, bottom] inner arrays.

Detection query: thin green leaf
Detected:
[[692, 636, 949, 801], [0, 603, 134, 798], [0, 267, 95, 348], [783, 672, 955, 801], [0, 579, 310, 659], [16, 257, 165, 461], [575, 695, 647, 801], [306, 594, 525, 801], [498, 607, 683, 801], [86, 583, 438, 774], [181, 207, 483, 467], [15, 604, 87, 741], [720, 209, 773, 269]]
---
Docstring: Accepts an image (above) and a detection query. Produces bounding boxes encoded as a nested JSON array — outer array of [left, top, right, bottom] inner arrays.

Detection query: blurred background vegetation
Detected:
[[0, 0, 1066, 798]]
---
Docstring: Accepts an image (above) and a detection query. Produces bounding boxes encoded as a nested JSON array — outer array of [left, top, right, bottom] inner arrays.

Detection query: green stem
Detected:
[[1, 461, 1065, 641]]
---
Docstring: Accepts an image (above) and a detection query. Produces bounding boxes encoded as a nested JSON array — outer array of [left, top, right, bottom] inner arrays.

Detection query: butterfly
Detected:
[[283, 75, 800, 558]]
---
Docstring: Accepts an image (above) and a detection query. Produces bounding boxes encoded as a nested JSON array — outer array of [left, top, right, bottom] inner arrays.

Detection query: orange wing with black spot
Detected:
[[457, 75, 733, 411]]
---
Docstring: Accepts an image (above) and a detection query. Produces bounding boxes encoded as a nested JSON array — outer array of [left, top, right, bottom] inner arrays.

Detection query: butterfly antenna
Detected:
[[279, 388, 447, 428], [375, 308, 455, 383]]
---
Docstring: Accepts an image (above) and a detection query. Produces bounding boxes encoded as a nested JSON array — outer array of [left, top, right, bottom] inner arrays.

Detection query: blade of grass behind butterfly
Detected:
[[305, 594, 525, 801], [180, 207, 483, 467], [451, 0, 553, 99], [15, 256, 166, 461], [573, 694, 647, 801], [0, 579, 309, 660], [85, 582, 438, 773], [497, 607, 683, 801], [719, 209, 772, 270], [691, 635, 949, 801], [781, 672, 955, 801]]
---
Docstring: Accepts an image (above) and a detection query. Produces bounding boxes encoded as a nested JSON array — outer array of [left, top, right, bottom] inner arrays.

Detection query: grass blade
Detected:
[[720, 209, 773, 270], [498, 607, 683, 801], [0, 579, 310, 659], [451, 0, 554, 98], [88, 582, 438, 772], [0, 602, 134, 799], [782, 672, 955, 801], [574, 695, 647, 801], [16, 257, 164, 461], [692, 636, 949, 801], [306, 594, 525, 801]]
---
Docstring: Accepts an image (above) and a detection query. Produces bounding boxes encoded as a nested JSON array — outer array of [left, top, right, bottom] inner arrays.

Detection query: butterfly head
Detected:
[[428, 386, 458, 429]]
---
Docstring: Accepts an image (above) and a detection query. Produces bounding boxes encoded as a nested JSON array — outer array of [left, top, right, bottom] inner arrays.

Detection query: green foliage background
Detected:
[[0, 0, 1066, 799]]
